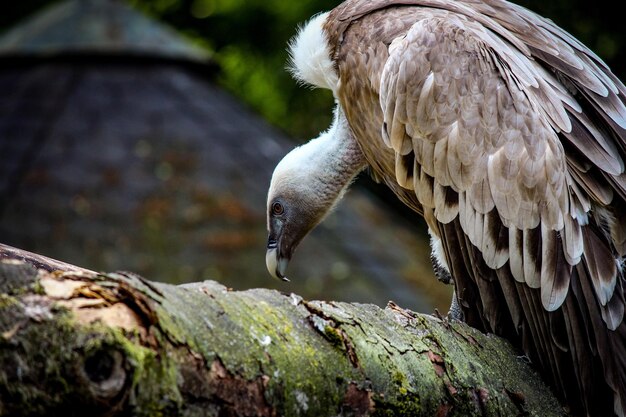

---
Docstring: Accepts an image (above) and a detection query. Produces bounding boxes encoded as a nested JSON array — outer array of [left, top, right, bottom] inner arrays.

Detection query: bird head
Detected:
[[265, 139, 334, 282], [265, 106, 365, 281]]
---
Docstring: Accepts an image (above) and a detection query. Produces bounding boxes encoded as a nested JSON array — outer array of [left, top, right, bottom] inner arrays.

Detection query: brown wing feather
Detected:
[[329, 0, 626, 415]]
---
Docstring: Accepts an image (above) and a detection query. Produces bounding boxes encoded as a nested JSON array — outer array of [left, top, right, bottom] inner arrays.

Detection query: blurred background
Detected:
[[0, 0, 623, 314]]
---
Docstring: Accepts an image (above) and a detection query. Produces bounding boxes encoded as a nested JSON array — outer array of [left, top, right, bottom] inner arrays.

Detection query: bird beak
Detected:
[[266, 236, 291, 282]]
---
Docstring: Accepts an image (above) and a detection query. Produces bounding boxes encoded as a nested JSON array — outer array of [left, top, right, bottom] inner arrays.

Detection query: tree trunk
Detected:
[[0, 244, 563, 416]]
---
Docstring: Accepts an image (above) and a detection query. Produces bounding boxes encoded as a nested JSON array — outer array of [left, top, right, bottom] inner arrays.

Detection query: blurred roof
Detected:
[[0, 0, 210, 62], [0, 0, 449, 313]]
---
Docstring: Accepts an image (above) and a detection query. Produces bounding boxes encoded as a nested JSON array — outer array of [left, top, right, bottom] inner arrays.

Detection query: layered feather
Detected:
[[326, 1, 626, 415]]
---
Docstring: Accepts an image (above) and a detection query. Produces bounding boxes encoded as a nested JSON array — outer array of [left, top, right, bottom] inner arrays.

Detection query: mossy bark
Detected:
[[0, 245, 564, 416]]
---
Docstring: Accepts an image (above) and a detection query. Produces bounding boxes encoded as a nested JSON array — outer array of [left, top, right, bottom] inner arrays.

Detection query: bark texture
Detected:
[[0, 244, 564, 416]]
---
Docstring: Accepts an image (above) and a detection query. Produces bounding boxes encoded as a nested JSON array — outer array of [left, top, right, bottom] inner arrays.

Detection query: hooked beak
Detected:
[[266, 237, 290, 282]]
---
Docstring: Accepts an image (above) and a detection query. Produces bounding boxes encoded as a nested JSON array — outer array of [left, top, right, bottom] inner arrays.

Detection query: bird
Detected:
[[265, 0, 626, 415]]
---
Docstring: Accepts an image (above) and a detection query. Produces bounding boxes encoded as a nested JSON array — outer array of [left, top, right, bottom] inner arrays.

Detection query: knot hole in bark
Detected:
[[81, 348, 128, 401]]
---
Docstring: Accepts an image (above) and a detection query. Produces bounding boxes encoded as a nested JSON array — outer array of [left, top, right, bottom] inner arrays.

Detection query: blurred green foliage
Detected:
[[2, 0, 624, 141], [126, 0, 342, 140]]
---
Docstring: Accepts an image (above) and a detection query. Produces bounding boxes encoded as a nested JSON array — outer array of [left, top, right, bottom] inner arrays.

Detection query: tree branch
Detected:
[[0, 244, 563, 416]]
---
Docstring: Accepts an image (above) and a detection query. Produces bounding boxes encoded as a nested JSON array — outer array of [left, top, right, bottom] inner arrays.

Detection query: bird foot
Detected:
[[447, 292, 464, 321]]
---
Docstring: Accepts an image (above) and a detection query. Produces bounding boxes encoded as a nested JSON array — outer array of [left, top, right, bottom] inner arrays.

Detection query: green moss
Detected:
[[392, 371, 409, 395], [323, 325, 344, 348], [1, 308, 79, 415], [0, 294, 17, 308], [373, 392, 422, 416], [31, 280, 46, 295]]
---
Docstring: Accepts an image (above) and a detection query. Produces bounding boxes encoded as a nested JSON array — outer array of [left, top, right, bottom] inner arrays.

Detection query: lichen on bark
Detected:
[[0, 249, 564, 416]]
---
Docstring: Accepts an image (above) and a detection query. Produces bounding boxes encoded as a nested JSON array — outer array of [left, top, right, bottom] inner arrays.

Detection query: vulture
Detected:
[[265, 0, 626, 415]]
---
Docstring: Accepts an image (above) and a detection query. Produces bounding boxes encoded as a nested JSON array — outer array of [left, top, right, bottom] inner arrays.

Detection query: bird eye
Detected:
[[271, 202, 284, 216]]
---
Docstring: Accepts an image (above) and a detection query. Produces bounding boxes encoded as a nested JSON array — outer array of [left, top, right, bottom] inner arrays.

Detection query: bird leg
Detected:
[[430, 252, 464, 321], [447, 289, 464, 321]]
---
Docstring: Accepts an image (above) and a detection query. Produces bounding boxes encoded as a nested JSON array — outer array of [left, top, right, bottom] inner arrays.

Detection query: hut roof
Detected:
[[0, 0, 209, 61]]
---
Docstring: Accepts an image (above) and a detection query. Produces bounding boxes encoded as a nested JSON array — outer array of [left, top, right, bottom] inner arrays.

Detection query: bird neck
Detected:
[[307, 110, 367, 206]]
